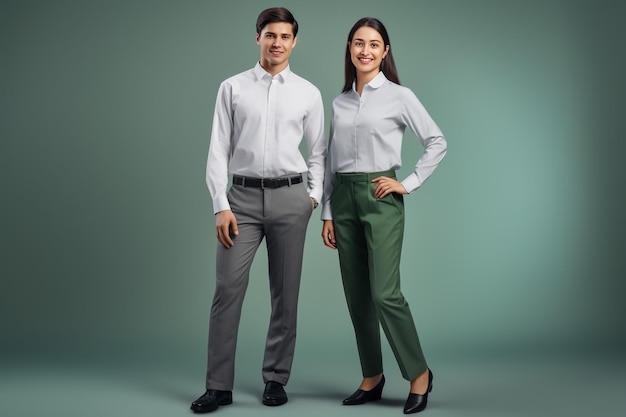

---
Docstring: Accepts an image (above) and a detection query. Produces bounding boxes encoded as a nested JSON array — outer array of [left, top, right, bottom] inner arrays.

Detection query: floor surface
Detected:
[[1, 344, 624, 417]]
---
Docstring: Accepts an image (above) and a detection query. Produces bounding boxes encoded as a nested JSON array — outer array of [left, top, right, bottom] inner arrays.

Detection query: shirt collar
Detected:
[[368, 71, 387, 88], [351, 71, 388, 95], [254, 62, 291, 82]]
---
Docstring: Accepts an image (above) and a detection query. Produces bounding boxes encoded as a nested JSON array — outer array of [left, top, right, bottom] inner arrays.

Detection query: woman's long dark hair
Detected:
[[342, 17, 400, 93]]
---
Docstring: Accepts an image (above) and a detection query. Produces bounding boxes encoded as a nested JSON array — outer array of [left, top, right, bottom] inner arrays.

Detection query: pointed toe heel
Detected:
[[342, 375, 385, 405], [403, 370, 433, 414]]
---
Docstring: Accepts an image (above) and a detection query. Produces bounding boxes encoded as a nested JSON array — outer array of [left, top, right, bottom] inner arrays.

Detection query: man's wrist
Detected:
[[311, 197, 318, 209]]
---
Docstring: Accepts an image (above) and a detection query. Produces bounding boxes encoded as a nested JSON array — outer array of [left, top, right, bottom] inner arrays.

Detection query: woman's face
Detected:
[[349, 26, 389, 79]]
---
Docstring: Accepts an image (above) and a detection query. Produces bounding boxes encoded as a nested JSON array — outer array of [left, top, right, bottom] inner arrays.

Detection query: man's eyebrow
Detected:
[[264, 31, 292, 37]]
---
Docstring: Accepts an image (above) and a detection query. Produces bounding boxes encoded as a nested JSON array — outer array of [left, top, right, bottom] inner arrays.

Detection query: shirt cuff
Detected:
[[401, 174, 421, 194], [212, 195, 231, 214], [321, 203, 333, 220]]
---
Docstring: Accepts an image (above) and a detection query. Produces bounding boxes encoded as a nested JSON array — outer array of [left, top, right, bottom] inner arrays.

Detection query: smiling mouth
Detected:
[[358, 57, 373, 64]]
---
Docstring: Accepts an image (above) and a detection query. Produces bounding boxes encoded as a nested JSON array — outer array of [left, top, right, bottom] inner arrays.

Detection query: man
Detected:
[[190, 7, 325, 413]]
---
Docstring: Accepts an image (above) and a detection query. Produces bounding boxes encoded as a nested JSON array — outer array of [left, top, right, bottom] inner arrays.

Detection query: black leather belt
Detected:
[[233, 174, 303, 189]]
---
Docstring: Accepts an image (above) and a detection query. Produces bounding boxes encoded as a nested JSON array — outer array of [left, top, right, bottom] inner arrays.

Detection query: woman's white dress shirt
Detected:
[[322, 72, 447, 220]]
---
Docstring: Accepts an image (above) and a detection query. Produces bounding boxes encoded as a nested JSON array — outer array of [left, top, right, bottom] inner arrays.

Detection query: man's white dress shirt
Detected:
[[206, 63, 326, 214]]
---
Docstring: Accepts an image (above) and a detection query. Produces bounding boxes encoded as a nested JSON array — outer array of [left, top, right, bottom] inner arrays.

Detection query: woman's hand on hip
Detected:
[[322, 220, 337, 249], [372, 176, 407, 199]]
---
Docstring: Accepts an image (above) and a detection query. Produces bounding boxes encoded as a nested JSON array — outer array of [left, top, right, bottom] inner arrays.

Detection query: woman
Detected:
[[321, 17, 447, 414]]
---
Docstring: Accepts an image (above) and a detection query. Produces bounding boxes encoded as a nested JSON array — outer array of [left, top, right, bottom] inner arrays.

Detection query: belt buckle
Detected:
[[261, 178, 275, 189]]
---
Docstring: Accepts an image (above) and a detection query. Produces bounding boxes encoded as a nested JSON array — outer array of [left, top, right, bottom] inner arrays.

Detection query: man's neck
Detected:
[[259, 60, 289, 76]]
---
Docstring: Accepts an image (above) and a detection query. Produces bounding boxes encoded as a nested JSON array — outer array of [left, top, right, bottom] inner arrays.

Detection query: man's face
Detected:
[[256, 22, 297, 74]]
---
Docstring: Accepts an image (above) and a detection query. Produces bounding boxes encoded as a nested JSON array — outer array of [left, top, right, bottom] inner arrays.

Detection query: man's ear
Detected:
[[292, 36, 297, 48], [256, 33, 261, 45]]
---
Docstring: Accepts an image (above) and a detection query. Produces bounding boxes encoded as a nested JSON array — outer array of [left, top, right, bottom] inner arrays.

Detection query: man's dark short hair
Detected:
[[256, 7, 298, 37]]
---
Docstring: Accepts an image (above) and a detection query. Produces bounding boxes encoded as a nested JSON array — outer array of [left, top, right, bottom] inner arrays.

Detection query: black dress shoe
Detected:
[[342, 375, 385, 405], [190, 389, 232, 413], [263, 381, 288, 406], [403, 369, 433, 414]]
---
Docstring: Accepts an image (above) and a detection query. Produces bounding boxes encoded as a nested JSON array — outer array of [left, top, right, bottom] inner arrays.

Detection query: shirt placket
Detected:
[[263, 77, 277, 178], [353, 92, 365, 172]]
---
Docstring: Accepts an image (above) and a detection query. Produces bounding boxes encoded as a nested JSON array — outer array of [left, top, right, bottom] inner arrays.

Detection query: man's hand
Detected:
[[322, 220, 337, 249], [216, 210, 238, 248]]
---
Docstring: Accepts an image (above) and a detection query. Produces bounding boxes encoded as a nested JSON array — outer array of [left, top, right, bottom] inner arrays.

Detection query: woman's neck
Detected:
[[355, 70, 380, 96]]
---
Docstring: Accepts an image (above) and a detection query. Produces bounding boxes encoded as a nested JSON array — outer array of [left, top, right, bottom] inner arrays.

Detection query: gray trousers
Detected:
[[205, 180, 313, 391]]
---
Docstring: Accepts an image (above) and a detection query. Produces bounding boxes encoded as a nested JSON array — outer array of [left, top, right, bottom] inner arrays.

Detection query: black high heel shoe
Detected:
[[342, 375, 385, 405], [403, 369, 433, 414]]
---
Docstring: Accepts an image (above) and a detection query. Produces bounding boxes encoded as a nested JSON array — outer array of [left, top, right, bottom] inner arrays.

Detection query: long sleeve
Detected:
[[206, 81, 233, 214], [303, 89, 326, 203], [399, 89, 447, 194], [321, 111, 336, 220]]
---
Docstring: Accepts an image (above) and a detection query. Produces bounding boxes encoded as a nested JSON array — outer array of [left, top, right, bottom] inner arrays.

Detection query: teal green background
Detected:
[[1, 1, 625, 416]]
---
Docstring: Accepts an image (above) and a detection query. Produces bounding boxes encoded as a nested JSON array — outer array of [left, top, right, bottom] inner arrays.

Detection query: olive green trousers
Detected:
[[332, 171, 428, 380]]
